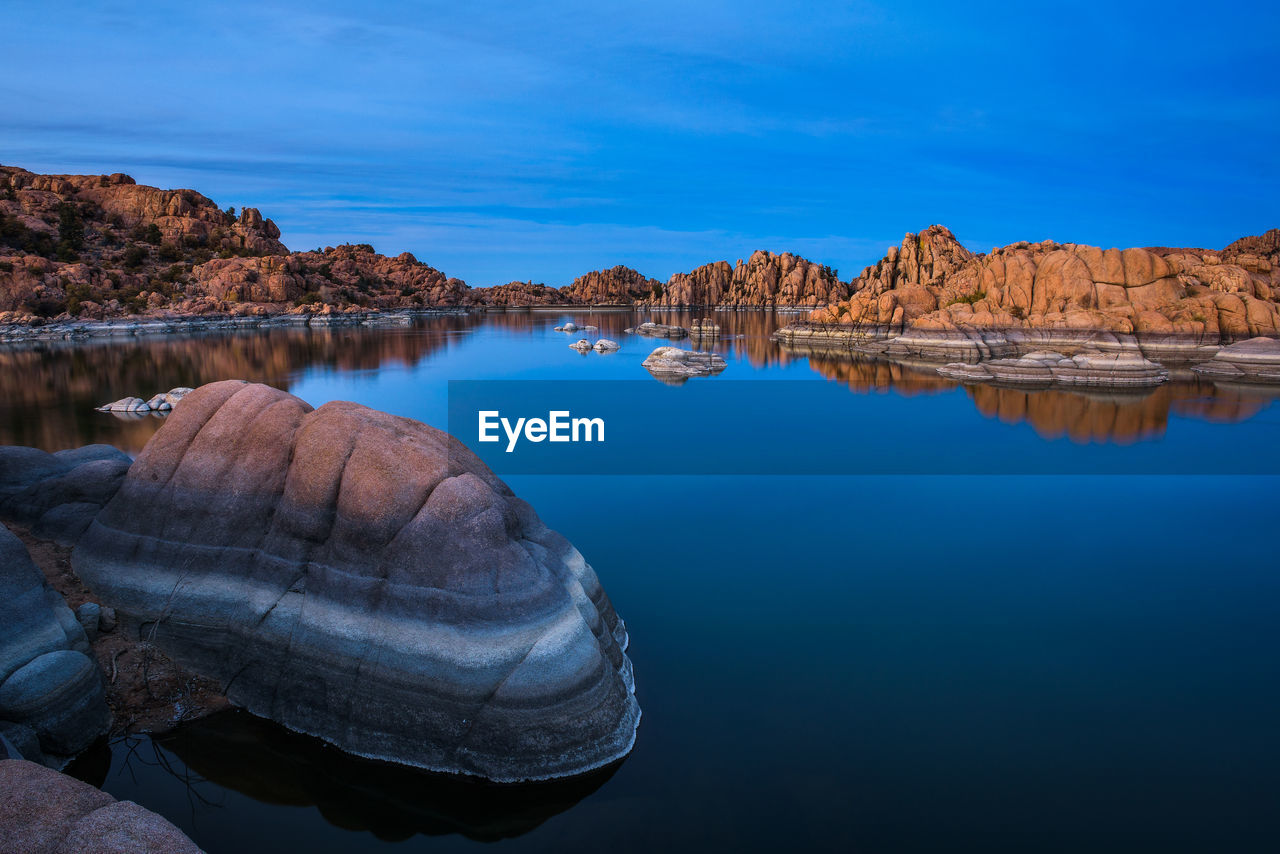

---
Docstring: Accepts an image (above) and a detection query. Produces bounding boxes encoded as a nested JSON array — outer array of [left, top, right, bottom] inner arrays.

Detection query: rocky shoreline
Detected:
[[0, 306, 468, 346], [775, 323, 1280, 386]]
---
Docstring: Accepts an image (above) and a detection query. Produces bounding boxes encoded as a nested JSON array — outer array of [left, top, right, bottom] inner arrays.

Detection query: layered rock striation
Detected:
[[0, 528, 109, 762], [1191, 336, 1280, 382], [72, 381, 640, 782], [937, 350, 1169, 388]]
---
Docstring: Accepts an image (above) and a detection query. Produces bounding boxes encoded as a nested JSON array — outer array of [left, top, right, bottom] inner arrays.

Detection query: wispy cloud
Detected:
[[4, 0, 1277, 283]]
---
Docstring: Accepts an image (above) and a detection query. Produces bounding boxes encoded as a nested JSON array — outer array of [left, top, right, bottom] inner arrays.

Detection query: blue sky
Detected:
[[3, 1, 1276, 286]]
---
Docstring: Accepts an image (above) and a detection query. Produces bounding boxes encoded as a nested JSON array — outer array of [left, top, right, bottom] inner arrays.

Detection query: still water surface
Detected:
[[5, 311, 1279, 852]]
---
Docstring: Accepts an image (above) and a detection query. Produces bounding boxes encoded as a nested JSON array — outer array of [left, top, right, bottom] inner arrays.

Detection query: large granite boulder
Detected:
[[0, 759, 203, 853], [0, 527, 109, 760], [73, 380, 639, 782], [0, 445, 131, 545]]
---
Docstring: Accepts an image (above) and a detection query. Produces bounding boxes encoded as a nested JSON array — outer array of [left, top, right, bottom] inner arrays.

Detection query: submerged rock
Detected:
[[1192, 337, 1280, 383], [937, 350, 1169, 387], [0, 527, 108, 761], [73, 380, 640, 782], [642, 347, 727, 383], [0, 759, 202, 853]]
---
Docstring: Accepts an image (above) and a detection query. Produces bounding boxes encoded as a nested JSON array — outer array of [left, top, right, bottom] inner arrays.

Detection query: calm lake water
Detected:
[[7, 310, 1280, 852]]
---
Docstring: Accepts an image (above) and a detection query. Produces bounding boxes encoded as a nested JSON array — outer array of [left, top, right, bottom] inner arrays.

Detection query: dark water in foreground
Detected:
[[9, 310, 1280, 852]]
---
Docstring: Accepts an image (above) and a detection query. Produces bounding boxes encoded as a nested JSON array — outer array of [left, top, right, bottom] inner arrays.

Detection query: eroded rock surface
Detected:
[[0, 527, 108, 761], [642, 347, 727, 383], [653, 251, 846, 307], [0, 446, 130, 544], [563, 266, 662, 304], [0, 759, 203, 853], [1192, 336, 1280, 383], [72, 381, 639, 782], [938, 350, 1169, 388], [629, 321, 688, 339]]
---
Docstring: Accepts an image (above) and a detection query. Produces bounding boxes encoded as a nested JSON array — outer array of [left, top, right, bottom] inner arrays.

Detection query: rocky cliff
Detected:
[[564, 266, 662, 304], [471, 266, 663, 306], [8, 164, 1276, 325], [810, 225, 1280, 340], [470, 280, 568, 306], [652, 250, 847, 307], [1, 165, 849, 317], [0, 166, 471, 320]]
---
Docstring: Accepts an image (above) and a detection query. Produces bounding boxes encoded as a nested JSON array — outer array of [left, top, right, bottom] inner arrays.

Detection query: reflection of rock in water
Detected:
[[1171, 380, 1280, 423], [802, 351, 958, 396], [967, 384, 1169, 444], [0, 315, 473, 452], [795, 348, 1278, 443], [156, 709, 621, 843], [964, 378, 1276, 444]]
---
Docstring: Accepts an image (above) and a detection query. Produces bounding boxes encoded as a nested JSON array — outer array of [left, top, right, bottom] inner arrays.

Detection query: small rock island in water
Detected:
[[60, 381, 641, 783]]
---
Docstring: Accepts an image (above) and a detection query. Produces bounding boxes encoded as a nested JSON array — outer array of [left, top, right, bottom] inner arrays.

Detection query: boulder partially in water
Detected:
[[629, 321, 688, 338], [1192, 337, 1280, 383], [0, 527, 109, 761], [642, 347, 727, 383], [938, 350, 1169, 388], [73, 380, 639, 782]]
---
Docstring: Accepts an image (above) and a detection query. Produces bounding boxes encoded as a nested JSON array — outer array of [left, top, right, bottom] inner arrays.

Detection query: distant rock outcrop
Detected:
[[0, 165, 470, 319], [563, 266, 661, 304], [471, 280, 568, 306], [72, 381, 640, 782], [653, 250, 847, 307], [810, 225, 1280, 341]]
